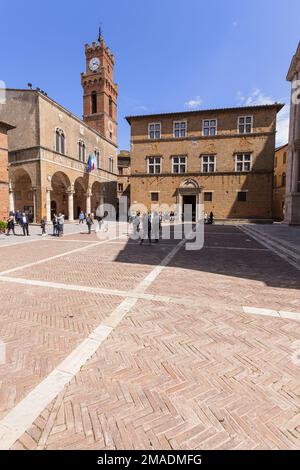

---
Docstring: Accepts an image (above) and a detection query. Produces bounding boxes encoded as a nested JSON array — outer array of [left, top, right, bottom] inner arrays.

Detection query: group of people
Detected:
[[6, 212, 30, 236], [51, 213, 65, 237], [131, 211, 162, 245], [204, 211, 214, 224], [78, 210, 109, 234]]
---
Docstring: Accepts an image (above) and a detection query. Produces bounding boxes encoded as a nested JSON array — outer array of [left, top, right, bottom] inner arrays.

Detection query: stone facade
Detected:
[[285, 42, 300, 225], [126, 104, 283, 220], [273, 144, 288, 221], [117, 150, 131, 207], [0, 35, 118, 223], [0, 121, 14, 221]]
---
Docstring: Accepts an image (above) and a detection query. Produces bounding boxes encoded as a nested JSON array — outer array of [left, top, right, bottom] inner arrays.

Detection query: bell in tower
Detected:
[[81, 30, 118, 146]]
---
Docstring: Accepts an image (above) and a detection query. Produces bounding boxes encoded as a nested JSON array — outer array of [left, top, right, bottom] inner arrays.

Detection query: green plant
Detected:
[[0, 221, 7, 233]]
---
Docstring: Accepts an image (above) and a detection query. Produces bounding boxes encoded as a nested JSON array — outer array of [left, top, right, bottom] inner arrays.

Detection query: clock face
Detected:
[[89, 57, 100, 72]]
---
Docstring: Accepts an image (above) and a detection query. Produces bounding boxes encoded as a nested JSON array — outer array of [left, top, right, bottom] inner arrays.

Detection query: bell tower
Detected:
[[81, 31, 118, 145]]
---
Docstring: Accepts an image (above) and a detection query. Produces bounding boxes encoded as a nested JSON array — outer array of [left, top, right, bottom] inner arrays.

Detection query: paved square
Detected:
[[0, 223, 300, 450]]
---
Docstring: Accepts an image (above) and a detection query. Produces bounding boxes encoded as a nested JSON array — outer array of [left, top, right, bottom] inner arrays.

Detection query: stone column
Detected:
[[86, 191, 92, 215], [32, 187, 37, 223], [9, 186, 14, 213], [68, 191, 74, 222], [46, 189, 51, 223]]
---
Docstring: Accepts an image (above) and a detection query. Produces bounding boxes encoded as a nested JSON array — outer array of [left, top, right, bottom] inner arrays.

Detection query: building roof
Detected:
[[1, 88, 117, 148], [0, 120, 15, 131], [275, 143, 288, 152], [125, 103, 284, 124]]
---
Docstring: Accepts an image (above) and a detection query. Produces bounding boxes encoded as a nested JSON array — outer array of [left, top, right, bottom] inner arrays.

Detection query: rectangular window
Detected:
[[202, 119, 217, 136], [283, 152, 287, 164], [95, 150, 100, 168], [235, 153, 252, 172], [148, 122, 161, 139], [204, 192, 213, 202], [148, 157, 161, 174], [118, 183, 123, 192], [172, 155, 187, 173], [109, 157, 114, 173], [119, 167, 123, 175], [202, 155, 216, 173], [238, 116, 253, 134], [237, 191, 247, 202], [173, 121, 187, 138], [151, 192, 159, 202]]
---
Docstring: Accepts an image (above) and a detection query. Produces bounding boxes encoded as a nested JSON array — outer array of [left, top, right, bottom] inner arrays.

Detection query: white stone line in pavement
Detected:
[[243, 306, 300, 321], [238, 225, 300, 271], [0, 234, 126, 277], [0, 234, 187, 450], [0, 275, 171, 304], [45, 239, 101, 243], [0, 229, 85, 249]]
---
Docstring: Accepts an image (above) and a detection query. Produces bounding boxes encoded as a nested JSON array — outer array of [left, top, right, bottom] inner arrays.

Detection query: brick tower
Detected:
[[81, 31, 118, 145]]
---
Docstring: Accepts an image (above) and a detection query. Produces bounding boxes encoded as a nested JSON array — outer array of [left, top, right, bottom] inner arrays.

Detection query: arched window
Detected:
[[91, 91, 97, 114], [55, 129, 60, 152], [60, 131, 65, 155], [78, 140, 86, 162], [95, 149, 100, 169], [109, 96, 113, 118], [281, 173, 286, 187], [55, 128, 66, 154]]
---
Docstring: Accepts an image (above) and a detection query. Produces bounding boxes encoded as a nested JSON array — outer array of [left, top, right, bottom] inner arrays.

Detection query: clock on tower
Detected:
[[81, 32, 118, 146]]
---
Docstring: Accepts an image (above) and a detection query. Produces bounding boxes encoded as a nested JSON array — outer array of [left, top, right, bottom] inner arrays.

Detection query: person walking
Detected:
[[57, 213, 64, 237], [151, 211, 160, 243], [41, 217, 47, 236], [6, 215, 15, 236], [86, 213, 94, 234], [20, 212, 30, 236], [209, 211, 214, 224], [204, 212, 208, 224], [78, 211, 85, 224]]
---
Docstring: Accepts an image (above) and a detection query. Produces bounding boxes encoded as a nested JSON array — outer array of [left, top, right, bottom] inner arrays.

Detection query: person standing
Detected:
[[52, 214, 58, 236], [79, 211, 85, 224], [20, 212, 30, 236], [41, 217, 47, 236], [57, 213, 64, 237], [86, 213, 94, 234], [140, 212, 152, 245], [6, 215, 15, 236], [209, 211, 214, 224]]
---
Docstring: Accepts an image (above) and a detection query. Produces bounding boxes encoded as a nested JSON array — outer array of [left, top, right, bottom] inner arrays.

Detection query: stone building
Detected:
[[126, 103, 283, 221], [285, 42, 300, 225], [0, 33, 118, 222], [0, 120, 15, 221], [117, 150, 131, 206], [273, 144, 288, 221]]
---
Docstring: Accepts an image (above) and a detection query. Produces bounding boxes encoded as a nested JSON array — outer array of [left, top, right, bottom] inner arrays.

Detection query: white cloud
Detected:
[[236, 88, 289, 146], [185, 96, 202, 109]]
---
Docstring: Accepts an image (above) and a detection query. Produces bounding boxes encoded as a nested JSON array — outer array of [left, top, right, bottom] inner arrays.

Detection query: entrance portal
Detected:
[[182, 195, 196, 222]]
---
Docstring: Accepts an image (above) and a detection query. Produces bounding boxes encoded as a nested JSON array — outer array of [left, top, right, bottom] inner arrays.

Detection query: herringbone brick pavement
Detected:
[[11, 298, 300, 450], [0, 225, 299, 450]]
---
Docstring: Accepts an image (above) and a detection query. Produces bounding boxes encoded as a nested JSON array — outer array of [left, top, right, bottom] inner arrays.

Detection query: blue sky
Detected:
[[1, 0, 299, 149]]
